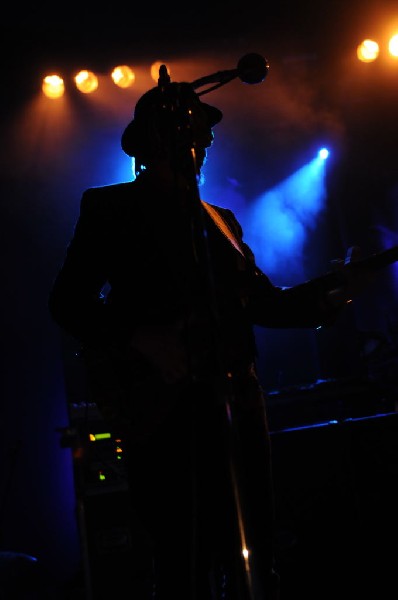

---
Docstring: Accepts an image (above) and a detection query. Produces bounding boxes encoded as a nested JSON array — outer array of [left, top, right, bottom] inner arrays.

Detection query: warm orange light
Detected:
[[42, 74, 65, 99], [150, 61, 170, 83], [388, 34, 398, 57], [74, 70, 99, 94], [111, 65, 135, 88], [357, 39, 379, 62]]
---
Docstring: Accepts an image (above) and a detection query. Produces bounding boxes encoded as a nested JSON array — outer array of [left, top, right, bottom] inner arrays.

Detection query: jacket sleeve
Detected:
[[48, 189, 122, 344], [247, 266, 345, 329], [219, 206, 345, 329]]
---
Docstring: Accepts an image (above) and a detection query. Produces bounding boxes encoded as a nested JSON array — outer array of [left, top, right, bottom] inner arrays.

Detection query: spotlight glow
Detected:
[[318, 148, 329, 160], [74, 70, 99, 94], [42, 74, 65, 99], [111, 65, 135, 88], [244, 154, 328, 278], [357, 39, 379, 62], [388, 34, 398, 58]]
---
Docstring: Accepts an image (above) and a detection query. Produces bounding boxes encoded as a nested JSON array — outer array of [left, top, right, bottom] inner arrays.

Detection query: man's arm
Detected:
[[48, 189, 114, 344], [248, 246, 384, 329]]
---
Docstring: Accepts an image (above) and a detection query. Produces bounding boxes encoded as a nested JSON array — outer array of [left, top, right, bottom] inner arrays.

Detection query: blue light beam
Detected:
[[244, 151, 329, 284]]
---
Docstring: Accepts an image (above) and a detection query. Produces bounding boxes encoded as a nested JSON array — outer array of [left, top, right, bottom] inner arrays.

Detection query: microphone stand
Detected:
[[160, 72, 262, 600]]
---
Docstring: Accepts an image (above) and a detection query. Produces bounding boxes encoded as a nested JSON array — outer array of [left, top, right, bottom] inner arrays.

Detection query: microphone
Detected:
[[158, 64, 171, 88], [237, 53, 269, 84], [191, 53, 269, 93]]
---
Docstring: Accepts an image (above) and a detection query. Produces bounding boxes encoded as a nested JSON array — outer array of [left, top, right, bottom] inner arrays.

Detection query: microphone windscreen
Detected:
[[237, 53, 269, 84]]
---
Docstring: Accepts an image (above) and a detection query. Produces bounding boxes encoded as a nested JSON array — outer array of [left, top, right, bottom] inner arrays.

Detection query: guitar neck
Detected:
[[356, 245, 398, 271], [297, 245, 398, 295]]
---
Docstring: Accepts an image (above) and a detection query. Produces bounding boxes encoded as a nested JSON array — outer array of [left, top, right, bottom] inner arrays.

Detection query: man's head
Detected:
[[121, 82, 223, 174]]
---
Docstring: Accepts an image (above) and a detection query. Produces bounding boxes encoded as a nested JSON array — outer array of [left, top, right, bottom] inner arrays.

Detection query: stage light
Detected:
[[357, 39, 379, 62], [111, 65, 135, 88], [42, 74, 65, 99], [74, 70, 99, 94], [318, 148, 329, 160], [388, 34, 398, 58]]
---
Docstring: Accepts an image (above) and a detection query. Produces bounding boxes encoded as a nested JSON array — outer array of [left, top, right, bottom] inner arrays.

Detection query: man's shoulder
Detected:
[[80, 182, 138, 217], [82, 181, 135, 201]]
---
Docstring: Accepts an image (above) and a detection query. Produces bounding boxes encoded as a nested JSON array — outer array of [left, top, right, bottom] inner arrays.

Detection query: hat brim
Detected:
[[201, 102, 223, 127], [121, 98, 223, 157]]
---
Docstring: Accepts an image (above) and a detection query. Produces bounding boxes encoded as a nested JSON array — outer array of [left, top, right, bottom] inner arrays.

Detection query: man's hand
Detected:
[[326, 245, 378, 307]]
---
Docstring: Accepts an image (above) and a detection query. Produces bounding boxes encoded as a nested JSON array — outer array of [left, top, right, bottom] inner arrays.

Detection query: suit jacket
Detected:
[[48, 171, 340, 416]]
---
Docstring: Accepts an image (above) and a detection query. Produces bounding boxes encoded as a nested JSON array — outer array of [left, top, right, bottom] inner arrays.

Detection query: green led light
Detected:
[[91, 432, 112, 441]]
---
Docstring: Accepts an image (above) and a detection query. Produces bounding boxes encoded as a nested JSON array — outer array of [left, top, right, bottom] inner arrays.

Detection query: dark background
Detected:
[[1, 1, 398, 597]]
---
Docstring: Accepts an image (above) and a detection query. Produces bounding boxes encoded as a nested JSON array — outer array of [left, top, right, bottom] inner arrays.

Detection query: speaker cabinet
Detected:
[[271, 413, 398, 599]]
